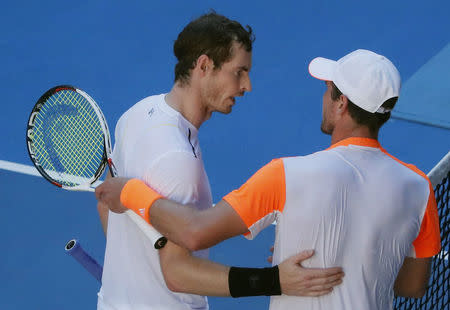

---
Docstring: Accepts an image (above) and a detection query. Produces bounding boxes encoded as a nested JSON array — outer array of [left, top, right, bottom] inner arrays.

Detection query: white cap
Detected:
[[308, 49, 401, 113]]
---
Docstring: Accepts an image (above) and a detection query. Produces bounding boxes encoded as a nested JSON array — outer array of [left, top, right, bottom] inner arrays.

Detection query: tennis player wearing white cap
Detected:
[[97, 49, 441, 309]]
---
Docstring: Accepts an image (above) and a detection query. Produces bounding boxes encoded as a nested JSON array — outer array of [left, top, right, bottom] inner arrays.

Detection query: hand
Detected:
[[278, 250, 344, 297], [95, 177, 131, 213]]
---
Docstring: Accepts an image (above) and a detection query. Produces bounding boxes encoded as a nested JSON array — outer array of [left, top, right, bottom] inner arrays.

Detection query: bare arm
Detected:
[[95, 177, 247, 250], [97, 171, 112, 236], [150, 199, 248, 251], [160, 241, 344, 297], [394, 257, 431, 298], [160, 241, 230, 296]]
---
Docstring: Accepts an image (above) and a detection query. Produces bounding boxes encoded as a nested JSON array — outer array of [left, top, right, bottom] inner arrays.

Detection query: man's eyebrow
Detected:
[[237, 66, 250, 71]]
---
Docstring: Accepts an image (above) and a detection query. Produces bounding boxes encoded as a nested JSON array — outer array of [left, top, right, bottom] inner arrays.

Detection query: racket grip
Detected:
[[124, 210, 168, 249], [65, 239, 103, 283]]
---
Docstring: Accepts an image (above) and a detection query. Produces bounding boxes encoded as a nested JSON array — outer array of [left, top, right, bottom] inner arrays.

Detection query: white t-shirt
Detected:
[[98, 94, 213, 310], [224, 137, 440, 310]]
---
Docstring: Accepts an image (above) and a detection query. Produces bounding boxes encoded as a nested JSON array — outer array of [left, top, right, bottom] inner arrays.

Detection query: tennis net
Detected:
[[394, 152, 450, 309]]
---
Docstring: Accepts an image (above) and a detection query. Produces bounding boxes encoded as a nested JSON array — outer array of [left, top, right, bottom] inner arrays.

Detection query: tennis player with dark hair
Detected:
[[96, 12, 344, 310], [97, 49, 441, 309]]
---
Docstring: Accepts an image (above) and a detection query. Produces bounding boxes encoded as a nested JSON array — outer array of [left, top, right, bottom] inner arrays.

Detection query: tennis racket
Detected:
[[26, 85, 167, 249]]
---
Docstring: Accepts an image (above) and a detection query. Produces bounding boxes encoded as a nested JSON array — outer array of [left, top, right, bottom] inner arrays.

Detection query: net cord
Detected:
[[428, 151, 450, 187]]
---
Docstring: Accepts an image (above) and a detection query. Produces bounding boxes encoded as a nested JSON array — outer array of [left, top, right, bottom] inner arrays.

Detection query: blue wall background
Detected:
[[1, 1, 449, 309]]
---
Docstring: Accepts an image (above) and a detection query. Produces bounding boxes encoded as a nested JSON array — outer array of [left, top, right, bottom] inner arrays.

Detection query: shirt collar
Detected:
[[327, 137, 381, 150]]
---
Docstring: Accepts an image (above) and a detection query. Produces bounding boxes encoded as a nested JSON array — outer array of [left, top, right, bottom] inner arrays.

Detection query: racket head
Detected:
[[26, 85, 113, 189]]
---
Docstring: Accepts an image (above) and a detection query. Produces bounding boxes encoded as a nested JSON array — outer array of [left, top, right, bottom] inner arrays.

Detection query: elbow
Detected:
[[395, 285, 427, 299], [183, 225, 209, 251], [160, 258, 186, 293], [164, 273, 184, 293], [408, 287, 427, 299]]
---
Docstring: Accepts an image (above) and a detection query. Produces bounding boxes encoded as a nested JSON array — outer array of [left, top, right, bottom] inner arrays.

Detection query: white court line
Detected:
[[0, 159, 448, 259], [0, 159, 103, 186], [0, 159, 41, 177]]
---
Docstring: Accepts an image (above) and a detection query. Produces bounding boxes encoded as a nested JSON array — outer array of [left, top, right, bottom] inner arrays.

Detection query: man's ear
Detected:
[[337, 94, 349, 116], [193, 54, 213, 76]]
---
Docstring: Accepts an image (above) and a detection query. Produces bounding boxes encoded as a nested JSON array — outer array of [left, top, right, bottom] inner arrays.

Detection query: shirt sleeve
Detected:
[[144, 151, 208, 206], [145, 151, 210, 258], [411, 178, 441, 258], [223, 158, 286, 240]]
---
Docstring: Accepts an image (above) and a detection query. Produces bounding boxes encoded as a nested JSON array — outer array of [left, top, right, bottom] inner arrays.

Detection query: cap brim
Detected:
[[308, 57, 337, 81]]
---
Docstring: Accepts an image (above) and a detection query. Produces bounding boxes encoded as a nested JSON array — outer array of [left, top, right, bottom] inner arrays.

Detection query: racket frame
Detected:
[[26, 85, 112, 190]]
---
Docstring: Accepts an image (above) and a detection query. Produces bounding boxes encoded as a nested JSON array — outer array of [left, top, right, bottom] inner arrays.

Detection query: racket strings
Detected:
[[31, 89, 105, 186], [51, 91, 104, 176]]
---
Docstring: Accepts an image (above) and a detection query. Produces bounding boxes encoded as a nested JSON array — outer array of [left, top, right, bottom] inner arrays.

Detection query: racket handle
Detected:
[[125, 210, 168, 249], [65, 239, 103, 283]]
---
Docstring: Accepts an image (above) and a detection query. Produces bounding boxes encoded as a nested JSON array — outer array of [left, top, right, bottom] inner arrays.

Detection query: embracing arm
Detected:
[[97, 158, 287, 251], [159, 241, 230, 296], [160, 240, 343, 297], [98, 180, 249, 250], [150, 199, 247, 251]]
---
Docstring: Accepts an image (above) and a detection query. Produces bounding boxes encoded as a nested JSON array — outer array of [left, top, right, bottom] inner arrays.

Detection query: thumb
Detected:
[[292, 249, 314, 264]]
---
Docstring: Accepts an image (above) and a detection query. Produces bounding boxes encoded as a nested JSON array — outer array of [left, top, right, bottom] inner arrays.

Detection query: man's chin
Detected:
[[320, 123, 332, 135], [219, 106, 233, 114]]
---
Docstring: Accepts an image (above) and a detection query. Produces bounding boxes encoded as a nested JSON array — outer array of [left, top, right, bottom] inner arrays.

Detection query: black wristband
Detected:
[[228, 265, 282, 297]]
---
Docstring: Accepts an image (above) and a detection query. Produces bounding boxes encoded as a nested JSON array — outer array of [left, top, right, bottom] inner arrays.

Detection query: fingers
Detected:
[[303, 272, 344, 288], [286, 272, 344, 297], [291, 249, 315, 263], [269, 245, 274, 253], [306, 267, 344, 278], [301, 277, 343, 297], [303, 288, 334, 297]]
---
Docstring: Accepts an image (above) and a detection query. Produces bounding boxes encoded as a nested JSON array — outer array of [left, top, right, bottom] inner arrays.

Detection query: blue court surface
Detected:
[[1, 1, 449, 309]]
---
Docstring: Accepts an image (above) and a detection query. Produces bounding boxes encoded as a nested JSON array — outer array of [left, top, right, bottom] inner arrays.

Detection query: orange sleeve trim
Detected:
[[412, 180, 441, 257], [223, 159, 286, 229], [379, 149, 441, 257]]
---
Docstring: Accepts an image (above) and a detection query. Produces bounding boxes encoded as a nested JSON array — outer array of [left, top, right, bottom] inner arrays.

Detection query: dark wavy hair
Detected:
[[331, 82, 398, 134], [173, 11, 254, 84]]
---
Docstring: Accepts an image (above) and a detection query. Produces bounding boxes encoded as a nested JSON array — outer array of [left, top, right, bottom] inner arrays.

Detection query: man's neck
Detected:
[[165, 83, 208, 129], [330, 121, 378, 146]]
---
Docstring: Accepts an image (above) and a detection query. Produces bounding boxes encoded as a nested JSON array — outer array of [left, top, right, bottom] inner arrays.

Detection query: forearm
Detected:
[[96, 177, 248, 249], [160, 242, 282, 297], [150, 199, 204, 250], [97, 202, 109, 236], [150, 199, 247, 251], [160, 242, 230, 296]]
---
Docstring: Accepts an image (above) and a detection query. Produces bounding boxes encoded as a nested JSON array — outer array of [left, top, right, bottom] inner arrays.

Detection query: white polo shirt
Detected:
[[98, 94, 213, 310], [224, 137, 440, 310]]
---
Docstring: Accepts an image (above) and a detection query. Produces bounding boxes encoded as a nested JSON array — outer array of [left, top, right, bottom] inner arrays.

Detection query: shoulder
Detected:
[[144, 150, 206, 203], [116, 94, 164, 127], [281, 150, 340, 173], [379, 149, 431, 186], [115, 94, 165, 137]]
